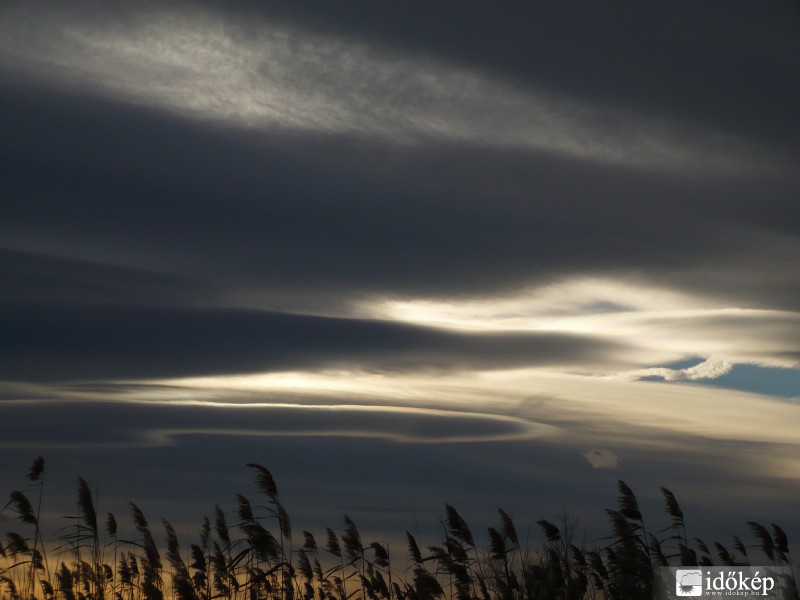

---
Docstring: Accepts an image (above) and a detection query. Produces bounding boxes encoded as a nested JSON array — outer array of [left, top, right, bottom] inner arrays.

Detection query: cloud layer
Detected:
[[0, 301, 628, 381], [1, 2, 782, 174]]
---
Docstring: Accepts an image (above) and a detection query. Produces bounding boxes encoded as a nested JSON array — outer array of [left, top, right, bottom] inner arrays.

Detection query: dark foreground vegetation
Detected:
[[1, 458, 797, 600]]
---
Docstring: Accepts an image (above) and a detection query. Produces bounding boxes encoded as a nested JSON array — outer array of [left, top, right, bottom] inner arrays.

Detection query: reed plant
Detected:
[[1, 458, 797, 600]]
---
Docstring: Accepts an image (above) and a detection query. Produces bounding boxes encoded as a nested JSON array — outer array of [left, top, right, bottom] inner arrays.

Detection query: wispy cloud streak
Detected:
[[0, 3, 773, 173]]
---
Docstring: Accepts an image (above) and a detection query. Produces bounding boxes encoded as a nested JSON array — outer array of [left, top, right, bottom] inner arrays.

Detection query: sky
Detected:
[[1, 0, 800, 558]]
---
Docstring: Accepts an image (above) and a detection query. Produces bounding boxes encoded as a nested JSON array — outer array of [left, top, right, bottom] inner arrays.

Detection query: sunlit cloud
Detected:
[[143, 368, 800, 450], [364, 278, 800, 373], [622, 357, 734, 382], [0, 3, 773, 173], [366, 278, 707, 331], [4, 368, 798, 482]]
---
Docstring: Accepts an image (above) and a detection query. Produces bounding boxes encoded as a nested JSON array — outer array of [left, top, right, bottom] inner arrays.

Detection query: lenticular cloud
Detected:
[[0, 3, 766, 173]]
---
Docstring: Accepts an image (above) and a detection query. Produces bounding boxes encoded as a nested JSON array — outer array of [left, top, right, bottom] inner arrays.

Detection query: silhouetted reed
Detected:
[[1, 458, 797, 600]]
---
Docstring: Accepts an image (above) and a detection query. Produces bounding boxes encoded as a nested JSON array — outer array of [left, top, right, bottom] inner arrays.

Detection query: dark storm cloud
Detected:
[[3, 79, 799, 315], [0, 0, 798, 387], [0, 248, 216, 307], [192, 0, 800, 153], [0, 302, 625, 382]]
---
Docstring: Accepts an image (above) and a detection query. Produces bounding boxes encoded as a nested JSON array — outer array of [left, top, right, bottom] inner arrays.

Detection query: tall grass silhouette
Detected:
[[1, 458, 797, 600]]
